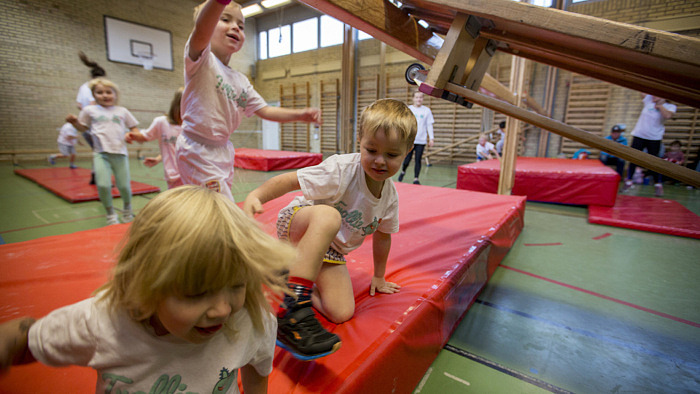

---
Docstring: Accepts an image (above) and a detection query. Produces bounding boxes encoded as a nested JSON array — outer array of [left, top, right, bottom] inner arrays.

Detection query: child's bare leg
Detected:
[[312, 263, 354, 323], [287, 205, 341, 281]]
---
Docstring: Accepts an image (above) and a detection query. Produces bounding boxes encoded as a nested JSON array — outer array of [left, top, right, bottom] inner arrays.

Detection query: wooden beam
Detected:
[[399, 0, 700, 107], [423, 13, 475, 93], [498, 56, 526, 195], [299, 0, 442, 64], [423, 133, 481, 158], [341, 24, 356, 153], [444, 82, 700, 187]]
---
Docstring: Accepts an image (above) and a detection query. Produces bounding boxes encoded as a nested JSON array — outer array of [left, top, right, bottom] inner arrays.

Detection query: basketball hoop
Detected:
[[135, 52, 155, 70]]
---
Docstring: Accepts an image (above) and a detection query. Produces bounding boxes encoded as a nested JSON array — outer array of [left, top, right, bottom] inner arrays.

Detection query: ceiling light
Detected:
[[261, 0, 292, 9], [242, 4, 263, 17]]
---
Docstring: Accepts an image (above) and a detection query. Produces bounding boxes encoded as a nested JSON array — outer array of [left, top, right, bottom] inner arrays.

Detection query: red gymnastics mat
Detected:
[[0, 183, 525, 393], [234, 148, 323, 171], [588, 195, 700, 239], [457, 157, 620, 206], [14, 167, 160, 203]]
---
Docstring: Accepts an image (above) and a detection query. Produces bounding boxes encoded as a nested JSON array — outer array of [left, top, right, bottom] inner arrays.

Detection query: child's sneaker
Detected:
[[413, 178, 421, 185], [397, 171, 405, 182], [654, 183, 663, 197], [47, 155, 56, 165], [69, 163, 77, 169], [106, 213, 120, 225], [622, 179, 633, 192], [121, 210, 134, 223], [277, 306, 341, 361]]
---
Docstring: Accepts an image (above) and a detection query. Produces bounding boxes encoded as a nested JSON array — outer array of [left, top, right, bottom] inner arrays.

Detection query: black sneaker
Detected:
[[277, 306, 341, 361], [413, 179, 421, 185], [398, 171, 405, 182]]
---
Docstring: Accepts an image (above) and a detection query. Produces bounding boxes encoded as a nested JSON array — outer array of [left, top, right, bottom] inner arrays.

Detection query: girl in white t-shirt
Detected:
[[0, 186, 295, 394], [66, 78, 140, 225], [126, 88, 184, 189]]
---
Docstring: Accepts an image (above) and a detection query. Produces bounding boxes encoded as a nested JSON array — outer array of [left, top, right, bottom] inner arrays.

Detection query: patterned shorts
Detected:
[[277, 205, 347, 265]]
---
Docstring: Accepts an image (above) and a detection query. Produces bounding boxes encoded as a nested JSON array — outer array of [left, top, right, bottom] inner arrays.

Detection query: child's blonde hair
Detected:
[[88, 78, 120, 105], [97, 185, 294, 335], [193, 1, 242, 22], [358, 98, 417, 151], [167, 88, 184, 125]]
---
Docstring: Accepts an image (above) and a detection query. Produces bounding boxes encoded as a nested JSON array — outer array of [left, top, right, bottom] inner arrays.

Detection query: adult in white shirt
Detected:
[[624, 94, 676, 196], [398, 92, 434, 185]]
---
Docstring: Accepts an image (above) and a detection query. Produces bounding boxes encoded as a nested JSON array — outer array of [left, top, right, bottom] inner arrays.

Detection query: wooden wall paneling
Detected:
[[561, 74, 610, 158], [320, 79, 340, 154], [665, 104, 700, 166], [280, 82, 312, 152]]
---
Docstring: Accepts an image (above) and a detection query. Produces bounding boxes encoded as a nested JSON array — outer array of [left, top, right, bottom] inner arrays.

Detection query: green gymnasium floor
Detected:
[[1, 158, 699, 393]]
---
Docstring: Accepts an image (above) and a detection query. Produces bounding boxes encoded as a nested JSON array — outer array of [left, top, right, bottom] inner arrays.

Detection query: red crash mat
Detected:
[[457, 157, 620, 206], [14, 167, 160, 203], [234, 148, 323, 171], [588, 195, 700, 239], [0, 183, 525, 393]]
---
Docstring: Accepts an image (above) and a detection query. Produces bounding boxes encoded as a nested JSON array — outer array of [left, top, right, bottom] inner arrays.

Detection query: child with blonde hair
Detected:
[[476, 133, 500, 161], [126, 88, 184, 189], [179, 0, 321, 201], [244, 98, 417, 360], [66, 78, 139, 225], [48, 122, 83, 169], [0, 185, 295, 394]]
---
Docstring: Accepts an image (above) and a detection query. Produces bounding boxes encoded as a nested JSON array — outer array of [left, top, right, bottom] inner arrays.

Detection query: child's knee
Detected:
[[325, 304, 354, 324], [310, 205, 342, 232]]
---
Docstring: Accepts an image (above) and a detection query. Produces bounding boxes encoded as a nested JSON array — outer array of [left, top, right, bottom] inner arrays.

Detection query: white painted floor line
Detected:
[[414, 367, 433, 393], [444, 372, 471, 386]]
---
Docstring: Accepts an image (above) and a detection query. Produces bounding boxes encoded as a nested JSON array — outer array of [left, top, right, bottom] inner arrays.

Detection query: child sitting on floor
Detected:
[[243, 99, 417, 361], [476, 133, 500, 161], [0, 185, 295, 393]]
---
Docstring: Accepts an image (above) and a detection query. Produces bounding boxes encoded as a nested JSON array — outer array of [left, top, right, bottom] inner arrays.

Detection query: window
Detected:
[[293, 18, 318, 53], [259, 31, 268, 60], [268, 25, 291, 58], [358, 30, 372, 40], [320, 15, 343, 47]]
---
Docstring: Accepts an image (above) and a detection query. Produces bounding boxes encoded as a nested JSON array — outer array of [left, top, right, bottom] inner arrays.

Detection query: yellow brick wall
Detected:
[[0, 0, 259, 153]]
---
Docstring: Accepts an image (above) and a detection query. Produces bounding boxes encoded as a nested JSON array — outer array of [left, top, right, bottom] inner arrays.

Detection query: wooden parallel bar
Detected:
[[444, 82, 700, 187]]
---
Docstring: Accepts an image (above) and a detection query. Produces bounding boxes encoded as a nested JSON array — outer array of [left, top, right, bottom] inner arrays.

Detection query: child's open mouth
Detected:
[[195, 324, 223, 335]]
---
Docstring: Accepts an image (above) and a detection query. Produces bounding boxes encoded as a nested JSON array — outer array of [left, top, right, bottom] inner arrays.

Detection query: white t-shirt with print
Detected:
[[287, 153, 400, 255], [476, 141, 496, 159], [409, 105, 434, 145], [181, 39, 267, 146], [57, 123, 79, 146], [140, 116, 182, 183], [631, 95, 677, 141], [28, 297, 276, 394], [76, 82, 94, 109], [78, 105, 139, 155]]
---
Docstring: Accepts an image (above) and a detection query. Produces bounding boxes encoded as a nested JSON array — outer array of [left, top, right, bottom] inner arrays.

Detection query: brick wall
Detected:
[[0, 0, 258, 153]]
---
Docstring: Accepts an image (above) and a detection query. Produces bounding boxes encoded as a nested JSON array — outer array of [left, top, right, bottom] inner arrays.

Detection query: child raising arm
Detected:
[[179, 0, 320, 201], [243, 99, 417, 361], [1, 186, 295, 393]]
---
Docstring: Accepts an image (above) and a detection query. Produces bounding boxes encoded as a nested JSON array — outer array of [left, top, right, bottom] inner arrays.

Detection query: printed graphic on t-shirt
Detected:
[[334, 200, 381, 236], [100, 366, 236, 393], [93, 115, 123, 125], [215, 75, 249, 109], [204, 179, 221, 193], [163, 135, 178, 145]]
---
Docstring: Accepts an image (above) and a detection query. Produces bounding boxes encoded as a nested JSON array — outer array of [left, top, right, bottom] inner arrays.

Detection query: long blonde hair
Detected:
[[359, 98, 417, 151], [97, 186, 294, 335]]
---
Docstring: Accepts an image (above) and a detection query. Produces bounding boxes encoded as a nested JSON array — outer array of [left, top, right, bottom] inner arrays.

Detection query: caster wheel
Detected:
[[405, 63, 425, 85]]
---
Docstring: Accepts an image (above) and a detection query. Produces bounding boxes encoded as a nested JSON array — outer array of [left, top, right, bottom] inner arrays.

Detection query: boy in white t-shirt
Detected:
[[48, 122, 82, 169], [243, 99, 417, 361], [398, 91, 434, 185], [476, 133, 500, 161], [179, 0, 321, 201]]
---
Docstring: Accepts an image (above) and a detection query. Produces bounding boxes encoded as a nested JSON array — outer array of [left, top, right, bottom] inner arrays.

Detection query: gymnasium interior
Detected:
[[1, 0, 698, 393]]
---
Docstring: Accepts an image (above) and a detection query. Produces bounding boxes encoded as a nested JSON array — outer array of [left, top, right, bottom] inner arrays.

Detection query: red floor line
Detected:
[[501, 265, 700, 328], [592, 232, 612, 240]]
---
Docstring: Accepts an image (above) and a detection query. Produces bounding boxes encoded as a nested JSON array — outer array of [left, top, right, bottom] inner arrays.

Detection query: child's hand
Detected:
[[0, 317, 36, 374], [124, 132, 134, 144], [369, 276, 400, 296], [242, 195, 264, 218], [301, 108, 322, 126], [65, 114, 78, 124], [143, 156, 161, 168]]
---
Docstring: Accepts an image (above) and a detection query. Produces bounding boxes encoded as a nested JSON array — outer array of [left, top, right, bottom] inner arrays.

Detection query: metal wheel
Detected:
[[405, 63, 425, 85]]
